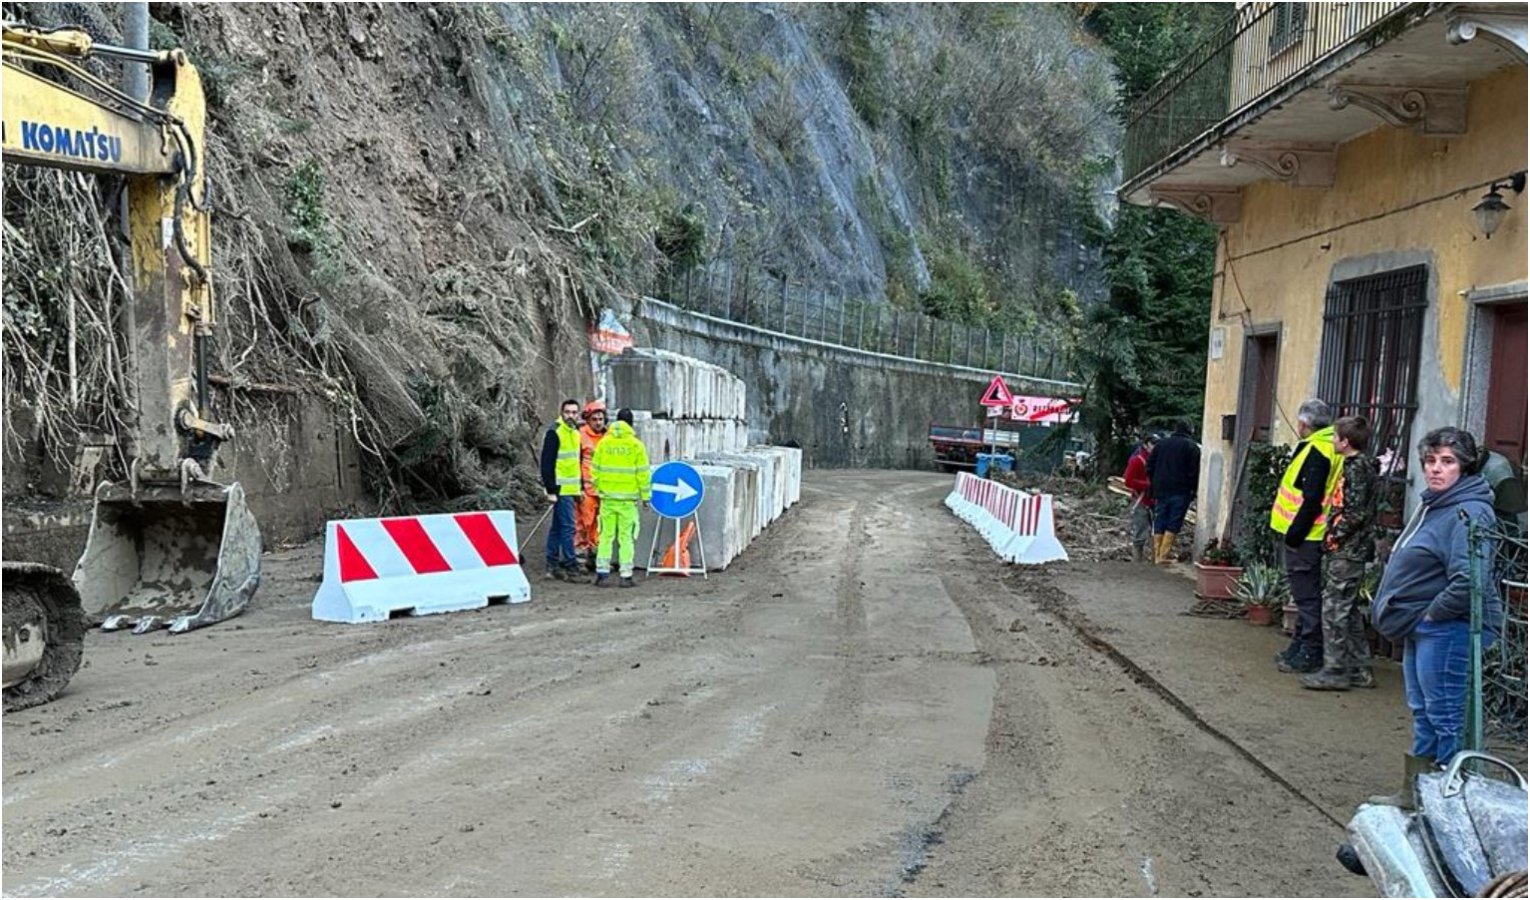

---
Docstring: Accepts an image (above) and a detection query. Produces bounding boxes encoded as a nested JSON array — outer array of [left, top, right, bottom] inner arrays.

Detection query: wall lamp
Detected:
[[1472, 171, 1526, 239]]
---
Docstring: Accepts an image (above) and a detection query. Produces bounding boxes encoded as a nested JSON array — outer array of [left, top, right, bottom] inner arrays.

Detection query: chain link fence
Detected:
[[1469, 515, 1527, 748], [648, 265, 1075, 383]]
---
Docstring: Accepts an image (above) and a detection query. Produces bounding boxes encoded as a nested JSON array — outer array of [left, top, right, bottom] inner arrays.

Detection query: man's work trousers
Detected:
[[575, 494, 601, 554], [1321, 555, 1372, 673], [596, 499, 640, 578], [1283, 540, 1324, 651], [1130, 502, 1153, 552], [546, 495, 577, 572]]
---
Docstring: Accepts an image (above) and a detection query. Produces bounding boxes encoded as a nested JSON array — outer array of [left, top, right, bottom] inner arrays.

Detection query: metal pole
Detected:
[[983, 328, 990, 369], [857, 301, 866, 350], [780, 275, 789, 332], [1466, 516, 1485, 752], [725, 267, 734, 320], [837, 292, 846, 345], [912, 313, 920, 358], [948, 320, 955, 365]]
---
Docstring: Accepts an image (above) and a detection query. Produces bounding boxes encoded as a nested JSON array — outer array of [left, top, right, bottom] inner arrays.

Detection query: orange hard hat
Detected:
[[583, 400, 607, 416]]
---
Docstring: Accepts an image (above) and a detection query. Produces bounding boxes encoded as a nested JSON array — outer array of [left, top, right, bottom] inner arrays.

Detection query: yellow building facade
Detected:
[[1120, 2, 1527, 549]]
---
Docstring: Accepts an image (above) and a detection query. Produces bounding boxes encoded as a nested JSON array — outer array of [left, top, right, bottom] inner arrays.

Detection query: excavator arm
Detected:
[[3, 23, 226, 464], [3, 22, 261, 713]]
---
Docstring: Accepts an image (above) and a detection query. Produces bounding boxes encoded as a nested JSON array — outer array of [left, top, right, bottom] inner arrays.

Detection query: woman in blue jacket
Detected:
[[1369, 427, 1501, 805]]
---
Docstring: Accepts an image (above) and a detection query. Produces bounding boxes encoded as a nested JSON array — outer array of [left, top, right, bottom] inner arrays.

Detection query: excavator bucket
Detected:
[[72, 480, 262, 634], [3, 563, 86, 712]]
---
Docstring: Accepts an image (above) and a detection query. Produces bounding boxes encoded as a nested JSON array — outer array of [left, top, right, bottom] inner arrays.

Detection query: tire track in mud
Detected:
[[1006, 566, 1347, 830], [898, 477, 1356, 897]]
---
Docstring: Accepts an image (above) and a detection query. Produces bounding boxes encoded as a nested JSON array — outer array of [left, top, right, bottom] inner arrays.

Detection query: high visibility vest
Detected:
[[591, 422, 651, 502], [579, 425, 607, 496], [1270, 426, 1342, 539], [554, 420, 582, 496]]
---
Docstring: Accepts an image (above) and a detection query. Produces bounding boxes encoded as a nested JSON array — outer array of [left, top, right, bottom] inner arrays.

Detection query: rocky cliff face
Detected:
[[2, 3, 1116, 510]]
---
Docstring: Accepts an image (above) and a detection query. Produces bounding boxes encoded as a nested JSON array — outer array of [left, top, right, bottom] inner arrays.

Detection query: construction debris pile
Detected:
[[994, 472, 1142, 563]]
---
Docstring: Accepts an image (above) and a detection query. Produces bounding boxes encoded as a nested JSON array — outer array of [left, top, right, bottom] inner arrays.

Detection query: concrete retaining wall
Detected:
[[630, 297, 1081, 468], [2, 392, 365, 571]]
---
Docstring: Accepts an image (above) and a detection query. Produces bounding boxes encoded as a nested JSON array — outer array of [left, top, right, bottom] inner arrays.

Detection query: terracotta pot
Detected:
[[1281, 601, 1300, 635], [1195, 562, 1243, 600], [1246, 604, 1274, 626]]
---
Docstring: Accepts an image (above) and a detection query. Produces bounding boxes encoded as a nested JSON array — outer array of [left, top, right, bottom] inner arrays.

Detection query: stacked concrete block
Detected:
[[607, 349, 746, 421], [607, 347, 803, 572], [634, 462, 746, 570], [630, 413, 747, 463]]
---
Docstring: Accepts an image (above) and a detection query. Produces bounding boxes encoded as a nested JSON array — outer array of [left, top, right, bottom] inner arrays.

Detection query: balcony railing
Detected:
[[1123, 2, 1416, 185]]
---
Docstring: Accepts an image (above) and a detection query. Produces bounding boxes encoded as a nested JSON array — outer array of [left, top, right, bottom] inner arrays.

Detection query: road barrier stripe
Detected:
[[944, 471, 1067, 565], [314, 511, 532, 623]]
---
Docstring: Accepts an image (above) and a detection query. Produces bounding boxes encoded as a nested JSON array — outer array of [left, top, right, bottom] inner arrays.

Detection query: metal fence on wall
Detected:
[[1470, 517, 1528, 748], [649, 265, 1074, 384]]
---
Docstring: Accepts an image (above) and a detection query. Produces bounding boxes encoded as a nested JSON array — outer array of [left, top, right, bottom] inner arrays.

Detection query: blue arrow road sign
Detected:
[[649, 461, 705, 519]]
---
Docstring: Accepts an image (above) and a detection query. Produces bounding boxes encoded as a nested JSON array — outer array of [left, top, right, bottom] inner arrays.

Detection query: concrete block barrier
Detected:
[[608, 349, 746, 421], [632, 414, 747, 463], [636, 462, 746, 570], [312, 511, 532, 623], [944, 471, 1067, 565]]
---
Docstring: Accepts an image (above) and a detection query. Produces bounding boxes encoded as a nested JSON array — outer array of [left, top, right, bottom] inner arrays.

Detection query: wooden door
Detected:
[[1485, 304, 1527, 465]]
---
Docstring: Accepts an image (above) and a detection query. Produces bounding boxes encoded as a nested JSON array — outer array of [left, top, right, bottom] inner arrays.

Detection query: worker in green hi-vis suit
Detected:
[[591, 408, 651, 588]]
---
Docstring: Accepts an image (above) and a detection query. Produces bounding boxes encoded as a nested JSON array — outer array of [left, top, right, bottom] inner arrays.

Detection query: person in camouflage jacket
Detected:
[[1304, 416, 1381, 691]]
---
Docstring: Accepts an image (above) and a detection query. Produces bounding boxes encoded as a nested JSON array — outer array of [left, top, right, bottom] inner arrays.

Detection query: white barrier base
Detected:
[[313, 568, 530, 624], [945, 474, 1068, 566]]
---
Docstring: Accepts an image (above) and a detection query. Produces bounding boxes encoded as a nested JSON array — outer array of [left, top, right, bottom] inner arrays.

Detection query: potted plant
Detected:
[[1231, 562, 1290, 626], [1194, 539, 1244, 600]]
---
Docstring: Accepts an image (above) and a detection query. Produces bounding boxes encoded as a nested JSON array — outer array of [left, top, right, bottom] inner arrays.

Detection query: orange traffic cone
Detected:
[[660, 521, 696, 576]]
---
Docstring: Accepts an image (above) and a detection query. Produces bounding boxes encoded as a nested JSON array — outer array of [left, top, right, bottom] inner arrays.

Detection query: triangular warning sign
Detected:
[[979, 374, 1013, 408]]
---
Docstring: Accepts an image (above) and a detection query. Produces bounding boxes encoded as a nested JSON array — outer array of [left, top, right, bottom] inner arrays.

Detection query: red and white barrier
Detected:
[[944, 471, 1068, 565], [312, 511, 531, 623]]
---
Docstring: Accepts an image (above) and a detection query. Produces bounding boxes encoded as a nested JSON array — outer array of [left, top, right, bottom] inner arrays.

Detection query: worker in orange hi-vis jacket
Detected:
[[575, 401, 608, 569]]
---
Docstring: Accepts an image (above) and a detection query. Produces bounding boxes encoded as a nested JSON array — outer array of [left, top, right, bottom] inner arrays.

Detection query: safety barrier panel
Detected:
[[312, 511, 531, 623], [944, 471, 1068, 565]]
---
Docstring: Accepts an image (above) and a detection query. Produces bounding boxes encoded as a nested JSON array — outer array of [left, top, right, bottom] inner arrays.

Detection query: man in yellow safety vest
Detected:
[[540, 398, 584, 580], [1271, 398, 1343, 674], [592, 408, 652, 588]]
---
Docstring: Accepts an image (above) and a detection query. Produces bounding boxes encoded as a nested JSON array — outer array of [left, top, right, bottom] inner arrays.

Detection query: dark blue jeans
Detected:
[[1153, 493, 1192, 534], [545, 495, 577, 571], [1403, 617, 1484, 764]]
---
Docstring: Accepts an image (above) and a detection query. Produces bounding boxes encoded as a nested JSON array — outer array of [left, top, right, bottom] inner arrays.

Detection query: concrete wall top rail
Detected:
[[635, 297, 1084, 394]]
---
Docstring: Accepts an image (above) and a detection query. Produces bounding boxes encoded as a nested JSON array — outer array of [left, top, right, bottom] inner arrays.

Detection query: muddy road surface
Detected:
[[3, 472, 1359, 897]]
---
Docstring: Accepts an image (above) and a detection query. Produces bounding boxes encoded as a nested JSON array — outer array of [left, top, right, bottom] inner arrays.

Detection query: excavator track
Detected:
[[3, 563, 86, 713]]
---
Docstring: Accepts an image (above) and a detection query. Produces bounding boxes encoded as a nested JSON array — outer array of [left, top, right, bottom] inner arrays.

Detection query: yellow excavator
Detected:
[[2, 23, 261, 711]]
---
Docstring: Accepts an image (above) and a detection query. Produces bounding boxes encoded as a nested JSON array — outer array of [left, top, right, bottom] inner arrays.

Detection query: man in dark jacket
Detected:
[[540, 398, 584, 579], [1146, 421, 1200, 564], [1271, 399, 1341, 673]]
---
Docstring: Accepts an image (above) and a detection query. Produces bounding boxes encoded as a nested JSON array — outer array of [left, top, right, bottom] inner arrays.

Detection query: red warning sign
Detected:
[[979, 375, 1013, 408]]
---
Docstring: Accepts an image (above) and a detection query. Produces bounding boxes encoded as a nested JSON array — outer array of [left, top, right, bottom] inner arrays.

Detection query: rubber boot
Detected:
[[619, 576, 636, 589], [1132, 542, 1145, 563], [1300, 667, 1351, 691], [1156, 533, 1174, 565], [1349, 666, 1377, 689], [1365, 754, 1435, 810], [594, 573, 612, 588]]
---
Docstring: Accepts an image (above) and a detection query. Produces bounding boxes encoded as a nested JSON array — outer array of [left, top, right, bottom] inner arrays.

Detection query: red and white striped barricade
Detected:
[[944, 471, 1068, 565], [312, 511, 532, 623]]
